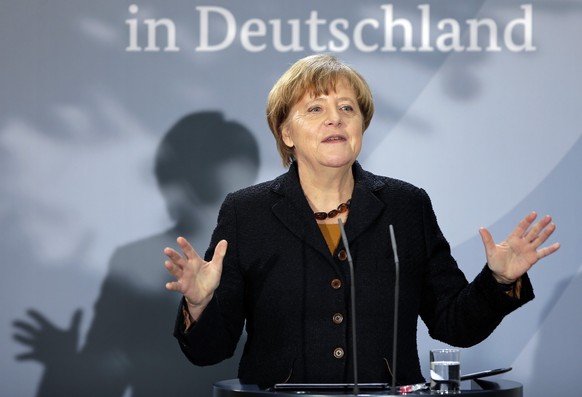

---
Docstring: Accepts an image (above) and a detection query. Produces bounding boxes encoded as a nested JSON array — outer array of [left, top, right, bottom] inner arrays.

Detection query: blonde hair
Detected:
[[266, 54, 375, 167]]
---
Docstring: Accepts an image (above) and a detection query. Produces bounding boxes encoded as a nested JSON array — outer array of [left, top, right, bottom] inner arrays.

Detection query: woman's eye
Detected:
[[340, 105, 354, 112], [308, 106, 322, 113]]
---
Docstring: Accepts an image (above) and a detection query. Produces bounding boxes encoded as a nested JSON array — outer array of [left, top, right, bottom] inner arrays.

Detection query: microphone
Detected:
[[337, 221, 400, 395], [389, 225, 400, 394], [273, 222, 399, 395], [338, 219, 359, 395]]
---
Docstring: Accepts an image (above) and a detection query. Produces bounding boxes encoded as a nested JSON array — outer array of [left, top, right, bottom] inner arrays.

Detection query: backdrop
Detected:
[[2, 1, 581, 396]]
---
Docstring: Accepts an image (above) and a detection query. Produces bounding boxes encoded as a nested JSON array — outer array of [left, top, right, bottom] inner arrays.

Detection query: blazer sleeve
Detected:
[[173, 193, 246, 366], [417, 188, 534, 347]]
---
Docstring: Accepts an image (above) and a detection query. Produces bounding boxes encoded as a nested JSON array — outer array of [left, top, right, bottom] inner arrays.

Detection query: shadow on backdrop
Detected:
[[13, 112, 260, 397]]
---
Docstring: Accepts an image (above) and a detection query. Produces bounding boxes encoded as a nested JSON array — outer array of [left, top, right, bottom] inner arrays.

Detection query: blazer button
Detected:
[[333, 347, 345, 359], [331, 279, 342, 289], [332, 313, 344, 324], [337, 249, 348, 261]]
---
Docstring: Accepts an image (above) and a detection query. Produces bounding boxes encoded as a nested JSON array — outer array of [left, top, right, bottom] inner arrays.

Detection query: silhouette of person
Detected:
[[13, 111, 260, 397]]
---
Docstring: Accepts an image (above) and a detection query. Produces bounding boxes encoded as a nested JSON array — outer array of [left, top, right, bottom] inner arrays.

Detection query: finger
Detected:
[[25, 309, 53, 330], [479, 227, 495, 257], [211, 240, 228, 266], [164, 259, 183, 278], [165, 280, 184, 293], [13, 333, 35, 347], [523, 215, 552, 243], [511, 211, 538, 239], [70, 309, 83, 333], [536, 242, 561, 259], [14, 352, 37, 361], [163, 247, 186, 265], [530, 221, 556, 248], [12, 320, 38, 336], [177, 236, 202, 262]]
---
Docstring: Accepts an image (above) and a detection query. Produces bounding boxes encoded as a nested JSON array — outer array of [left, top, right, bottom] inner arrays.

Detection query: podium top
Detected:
[[213, 378, 522, 397]]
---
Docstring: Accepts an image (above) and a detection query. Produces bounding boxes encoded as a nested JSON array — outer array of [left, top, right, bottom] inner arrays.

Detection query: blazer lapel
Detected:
[[343, 162, 386, 244], [270, 162, 386, 259], [270, 164, 333, 261]]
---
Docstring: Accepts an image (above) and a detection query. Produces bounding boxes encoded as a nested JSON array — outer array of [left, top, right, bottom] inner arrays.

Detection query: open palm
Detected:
[[480, 212, 560, 284], [164, 237, 227, 318]]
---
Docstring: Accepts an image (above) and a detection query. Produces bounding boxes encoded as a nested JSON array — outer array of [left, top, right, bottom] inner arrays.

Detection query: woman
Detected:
[[163, 54, 559, 388]]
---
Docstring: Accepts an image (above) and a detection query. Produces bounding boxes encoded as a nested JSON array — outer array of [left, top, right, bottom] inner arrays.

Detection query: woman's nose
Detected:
[[325, 108, 342, 126]]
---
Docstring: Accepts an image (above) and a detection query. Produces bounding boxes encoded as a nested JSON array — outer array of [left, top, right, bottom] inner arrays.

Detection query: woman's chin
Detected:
[[318, 156, 356, 169]]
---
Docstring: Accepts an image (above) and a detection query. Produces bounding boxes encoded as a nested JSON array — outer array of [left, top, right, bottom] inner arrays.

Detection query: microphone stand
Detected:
[[338, 221, 401, 396], [389, 225, 400, 395], [338, 219, 359, 395]]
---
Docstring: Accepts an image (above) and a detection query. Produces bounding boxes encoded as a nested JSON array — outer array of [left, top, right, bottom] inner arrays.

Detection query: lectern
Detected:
[[214, 378, 522, 397]]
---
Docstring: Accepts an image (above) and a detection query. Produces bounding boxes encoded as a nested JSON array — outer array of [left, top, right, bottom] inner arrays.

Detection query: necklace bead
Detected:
[[314, 199, 351, 220]]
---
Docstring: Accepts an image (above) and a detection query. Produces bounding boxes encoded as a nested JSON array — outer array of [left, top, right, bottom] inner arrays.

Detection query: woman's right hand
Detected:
[[164, 237, 228, 320]]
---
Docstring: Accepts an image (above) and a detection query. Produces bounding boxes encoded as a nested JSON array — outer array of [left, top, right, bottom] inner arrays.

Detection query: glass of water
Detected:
[[430, 348, 461, 394]]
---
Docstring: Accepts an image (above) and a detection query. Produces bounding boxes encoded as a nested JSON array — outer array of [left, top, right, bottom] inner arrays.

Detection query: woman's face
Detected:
[[281, 79, 363, 171]]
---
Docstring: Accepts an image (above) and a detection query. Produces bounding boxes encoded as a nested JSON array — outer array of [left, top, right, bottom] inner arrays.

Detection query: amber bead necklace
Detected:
[[314, 199, 351, 221]]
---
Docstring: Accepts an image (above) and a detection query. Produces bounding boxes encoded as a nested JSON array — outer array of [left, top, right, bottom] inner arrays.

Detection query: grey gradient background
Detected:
[[1, 1, 581, 396]]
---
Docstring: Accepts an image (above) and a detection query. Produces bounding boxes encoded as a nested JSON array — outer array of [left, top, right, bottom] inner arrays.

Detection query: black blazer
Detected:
[[174, 162, 533, 388]]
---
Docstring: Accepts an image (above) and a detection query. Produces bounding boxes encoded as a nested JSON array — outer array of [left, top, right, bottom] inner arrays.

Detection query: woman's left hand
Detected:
[[479, 211, 560, 284]]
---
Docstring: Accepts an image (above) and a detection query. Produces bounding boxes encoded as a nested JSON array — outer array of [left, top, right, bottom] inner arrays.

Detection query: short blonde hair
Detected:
[[266, 54, 375, 167]]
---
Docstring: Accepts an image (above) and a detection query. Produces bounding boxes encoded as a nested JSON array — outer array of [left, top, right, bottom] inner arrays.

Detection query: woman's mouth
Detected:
[[323, 135, 346, 143]]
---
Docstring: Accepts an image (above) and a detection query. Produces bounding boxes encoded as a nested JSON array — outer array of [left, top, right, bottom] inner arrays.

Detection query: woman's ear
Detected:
[[281, 125, 294, 148]]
